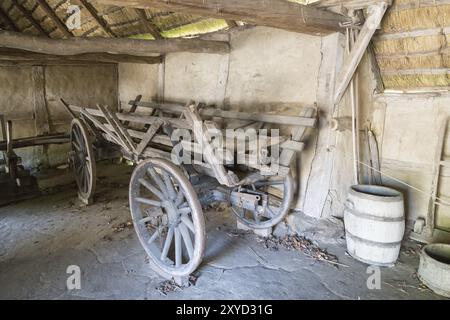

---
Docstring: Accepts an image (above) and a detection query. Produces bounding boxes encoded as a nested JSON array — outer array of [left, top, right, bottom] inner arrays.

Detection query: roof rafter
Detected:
[[35, 0, 73, 38], [76, 0, 117, 37], [10, 0, 49, 37], [135, 8, 162, 39], [94, 0, 350, 35]]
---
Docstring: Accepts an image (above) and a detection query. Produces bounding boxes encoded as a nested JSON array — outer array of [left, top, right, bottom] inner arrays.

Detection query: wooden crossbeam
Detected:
[[0, 31, 230, 55], [0, 48, 163, 64], [94, 0, 350, 35], [0, 6, 19, 31], [35, 0, 73, 38], [10, 0, 49, 37], [78, 0, 116, 37], [135, 8, 162, 39]]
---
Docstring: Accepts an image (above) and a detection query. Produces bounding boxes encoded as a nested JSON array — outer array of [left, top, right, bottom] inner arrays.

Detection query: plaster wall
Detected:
[[0, 64, 118, 170]]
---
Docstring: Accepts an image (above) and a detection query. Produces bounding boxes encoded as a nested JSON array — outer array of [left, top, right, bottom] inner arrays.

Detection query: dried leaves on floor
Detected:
[[112, 221, 133, 232], [156, 275, 198, 296], [259, 235, 343, 268]]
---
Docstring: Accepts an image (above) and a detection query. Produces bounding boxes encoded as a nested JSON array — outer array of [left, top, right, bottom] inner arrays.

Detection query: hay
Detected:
[[377, 54, 450, 70], [381, 5, 450, 32], [161, 18, 228, 38], [374, 34, 445, 55], [383, 73, 450, 89]]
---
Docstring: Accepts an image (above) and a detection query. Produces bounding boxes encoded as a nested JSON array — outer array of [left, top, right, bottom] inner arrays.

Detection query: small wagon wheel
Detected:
[[129, 158, 206, 278], [231, 173, 294, 229], [70, 118, 96, 205]]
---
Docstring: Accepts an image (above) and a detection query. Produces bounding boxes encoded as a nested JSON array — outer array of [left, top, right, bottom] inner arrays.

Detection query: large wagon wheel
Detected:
[[231, 173, 294, 229], [70, 118, 96, 205], [129, 158, 206, 279]]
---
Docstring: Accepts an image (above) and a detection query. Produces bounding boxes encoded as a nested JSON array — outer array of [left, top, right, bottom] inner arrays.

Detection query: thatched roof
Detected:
[[0, 0, 449, 91], [373, 0, 450, 90]]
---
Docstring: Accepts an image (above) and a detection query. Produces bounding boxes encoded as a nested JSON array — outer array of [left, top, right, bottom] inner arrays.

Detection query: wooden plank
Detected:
[[0, 6, 19, 32], [427, 117, 449, 236], [96, 104, 133, 152], [32, 66, 50, 135], [96, 0, 350, 35], [184, 103, 237, 187], [77, 0, 116, 37], [123, 95, 142, 127], [60, 98, 77, 119], [70, 104, 190, 129], [0, 48, 163, 64], [367, 42, 384, 93], [280, 140, 305, 152], [0, 31, 230, 55], [79, 107, 125, 147], [131, 100, 317, 127], [35, 0, 73, 38], [135, 8, 162, 39], [334, 2, 388, 105], [279, 107, 316, 167], [106, 105, 137, 152], [135, 119, 163, 156], [10, 0, 49, 37]]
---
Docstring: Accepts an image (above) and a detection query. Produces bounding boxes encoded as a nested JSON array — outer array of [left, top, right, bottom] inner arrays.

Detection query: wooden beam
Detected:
[[367, 42, 384, 93], [135, 8, 162, 39], [10, 0, 49, 37], [35, 0, 73, 38], [315, 0, 392, 9], [0, 48, 163, 64], [0, 31, 230, 55], [94, 0, 350, 35], [0, 6, 19, 32], [77, 0, 116, 37], [32, 66, 51, 135], [333, 2, 388, 105]]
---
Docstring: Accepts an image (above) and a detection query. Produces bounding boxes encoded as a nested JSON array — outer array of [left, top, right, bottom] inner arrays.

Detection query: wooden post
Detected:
[[32, 66, 51, 136], [333, 2, 388, 105]]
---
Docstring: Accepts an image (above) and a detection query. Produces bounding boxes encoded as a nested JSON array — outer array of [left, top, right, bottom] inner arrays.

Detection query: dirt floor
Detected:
[[0, 163, 446, 300]]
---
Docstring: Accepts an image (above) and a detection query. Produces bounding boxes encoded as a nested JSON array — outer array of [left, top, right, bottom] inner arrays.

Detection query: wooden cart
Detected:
[[61, 97, 317, 283]]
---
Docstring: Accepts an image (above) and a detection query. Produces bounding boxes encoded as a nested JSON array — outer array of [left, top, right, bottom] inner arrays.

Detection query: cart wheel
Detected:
[[70, 118, 96, 205], [129, 158, 205, 278], [231, 173, 294, 229]]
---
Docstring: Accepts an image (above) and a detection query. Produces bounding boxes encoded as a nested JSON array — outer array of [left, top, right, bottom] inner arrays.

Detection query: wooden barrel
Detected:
[[344, 185, 405, 266]]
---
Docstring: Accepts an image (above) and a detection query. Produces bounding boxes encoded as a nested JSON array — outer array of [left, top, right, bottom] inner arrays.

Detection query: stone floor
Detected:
[[0, 163, 445, 300]]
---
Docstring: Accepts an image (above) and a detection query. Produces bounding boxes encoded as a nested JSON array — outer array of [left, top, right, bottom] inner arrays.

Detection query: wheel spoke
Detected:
[[139, 216, 153, 224], [148, 226, 162, 244], [139, 178, 164, 200], [161, 171, 177, 200], [147, 167, 168, 195], [72, 140, 81, 151], [179, 224, 193, 260], [181, 215, 195, 233], [175, 192, 184, 207], [267, 206, 278, 218], [135, 197, 162, 207], [174, 227, 182, 267], [178, 207, 191, 215], [160, 226, 174, 261]]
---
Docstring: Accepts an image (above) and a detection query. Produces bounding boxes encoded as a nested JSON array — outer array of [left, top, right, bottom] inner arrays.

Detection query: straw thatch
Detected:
[[373, 0, 450, 89]]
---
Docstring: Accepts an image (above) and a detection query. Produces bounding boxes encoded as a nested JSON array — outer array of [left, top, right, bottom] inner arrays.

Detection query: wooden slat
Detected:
[[96, 0, 350, 35], [130, 100, 317, 127], [135, 119, 163, 155]]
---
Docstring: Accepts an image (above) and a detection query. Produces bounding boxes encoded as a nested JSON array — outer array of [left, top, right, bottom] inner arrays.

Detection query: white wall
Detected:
[[371, 93, 450, 229]]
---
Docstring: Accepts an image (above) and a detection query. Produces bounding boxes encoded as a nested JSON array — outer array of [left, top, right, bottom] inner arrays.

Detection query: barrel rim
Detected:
[[349, 184, 403, 202]]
